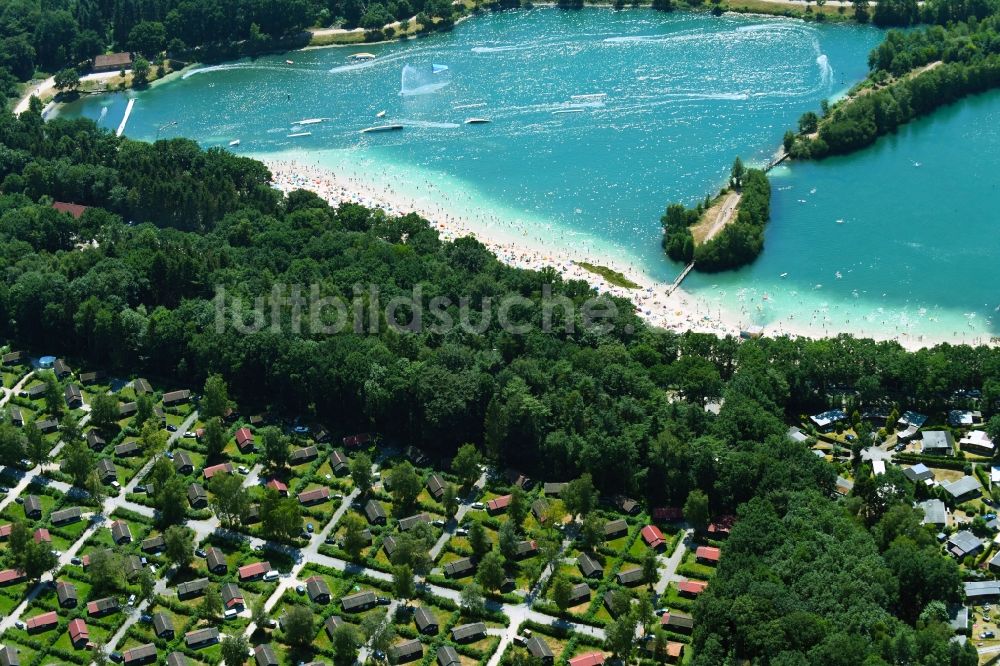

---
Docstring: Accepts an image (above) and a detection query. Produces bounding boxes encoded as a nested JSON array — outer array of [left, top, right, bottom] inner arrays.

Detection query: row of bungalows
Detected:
[[341, 590, 377, 612], [365, 499, 387, 525], [87, 596, 119, 617], [696, 545, 721, 565], [235, 428, 255, 453], [238, 561, 272, 581], [177, 578, 210, 600], [392, 639, 423, 664], [203, 462, 234, 480], [641, 524, 666, 550], [152, 612, 175, 638], [330, 450, 350, 475], [96, 458, 116, 483], [110, 520, 132, 545]]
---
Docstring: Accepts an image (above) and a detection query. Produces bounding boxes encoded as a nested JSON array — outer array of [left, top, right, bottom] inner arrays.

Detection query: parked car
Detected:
[[140, 614, 152, 623], [306, 523, 314, 533], [325, 536, 336, 545], [456, 528, 468, 537], [184, 431, 196, 438], [238, 466, 249, 474], [127, 594, 136, 606], [109, 652, 123, 663], [71, 556, 82, 565], [164, 451, 174, 459], [377, 596, 391, 606], [432, 520, 445, 528], [296, 585, 305, 595], [166, 425, 177, 432], [195, 549, 207, 558], [470, 502, 485, 510], [135, 485, 146, 493]]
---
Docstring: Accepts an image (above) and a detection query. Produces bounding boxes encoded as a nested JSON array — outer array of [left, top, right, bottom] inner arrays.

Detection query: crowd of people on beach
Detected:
[[264, 157, 993, 350]]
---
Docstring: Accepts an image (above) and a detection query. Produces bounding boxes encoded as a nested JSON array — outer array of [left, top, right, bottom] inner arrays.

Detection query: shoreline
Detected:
[[259, 153, 986, 351]]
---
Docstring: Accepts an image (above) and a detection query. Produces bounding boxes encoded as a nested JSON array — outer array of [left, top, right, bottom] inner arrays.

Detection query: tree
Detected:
[[477, 549, 507, 591], [127, 21, 167, 57], [508, 485, 529, 527], [730, 156, 745, 189], [138, 568, 155, 602], [251, 598, 269, 629], [350, 452, 373, 495], [0, 423, 26, 467], [200, 583, 223, 618], [283, 604, 314, 648], [88, 549, 124, 596], [799, 111, 820, 133], [460, 582, 486, 619], [468, 520, 490, 559], [389, 461, 421, 511], [210, 472, 250, 527], [684, 489, 710, 533], [260, 426, 289, 468], [442, 482, 460, 517], [202, 417, 226, 460], [139, 420, 167, 454], [202, 374, 230, 419], [135, 393, 154, 426], [551, 574, 574, 612], [62, 439, 94, 487], [155, 475, 188, 526], [783, 129, 796, 153], [164, 525, 193, 569], [60, 412, 81, 445], [642, 550, 660, 589], [44, 374, 63, 417], [498, 520, 519, 560], [221, 634, 249, 666], [260, 488, 302, 541], [452, 443, 482, 487], [341, 512, 369, 560], [24, 423, 48, 468], [332, 624, 360, 665], [20, 538, 58, 580], [362, 614, 396, 660], [636, 590, 655, 635], [86, 470, 106, 505], [562, 473, 597, 519], [580, 513, 605, 552], [392, 564, 415, 603], [605, 609, 639, 660], [54, 68, 80, 92], [90, 393, 120, 433]]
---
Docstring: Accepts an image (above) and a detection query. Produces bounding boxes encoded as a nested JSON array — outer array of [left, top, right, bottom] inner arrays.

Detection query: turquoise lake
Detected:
[[57, 8, 1000, 344]]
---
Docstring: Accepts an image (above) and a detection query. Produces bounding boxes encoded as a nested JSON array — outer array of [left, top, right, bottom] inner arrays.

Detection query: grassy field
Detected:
[[574, 262, 641, 289]]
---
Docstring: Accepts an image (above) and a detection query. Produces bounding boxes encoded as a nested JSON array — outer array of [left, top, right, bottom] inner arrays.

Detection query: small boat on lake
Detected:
[[553, 109, 585, 115], [571, 93, 606, 100], [464, 118, 491, 124], [376, 111, 386, 118], [360, 124, 404, 134], [228, 139, 240, 146], [350, 53, 376, 61], [285, 60, 294, 65], [287, 132, 312, 138], [293, 118, 327, 126]]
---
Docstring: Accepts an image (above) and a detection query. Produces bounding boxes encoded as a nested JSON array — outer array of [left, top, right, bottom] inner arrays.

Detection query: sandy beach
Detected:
[[260, 155, 986, 351]]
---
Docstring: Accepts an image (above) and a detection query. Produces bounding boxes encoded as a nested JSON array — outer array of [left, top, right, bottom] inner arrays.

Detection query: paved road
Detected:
[[654, 528, 693, 597]]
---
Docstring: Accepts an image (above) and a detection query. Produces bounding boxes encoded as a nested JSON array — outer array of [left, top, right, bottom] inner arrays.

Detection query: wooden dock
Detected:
[[667, 261, 695, 296], [116, 98, 135, 137]]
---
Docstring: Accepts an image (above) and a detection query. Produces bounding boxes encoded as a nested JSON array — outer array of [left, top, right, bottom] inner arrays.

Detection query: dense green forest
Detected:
[[661, 163, 770, 272], [0, 107, 998, 663]]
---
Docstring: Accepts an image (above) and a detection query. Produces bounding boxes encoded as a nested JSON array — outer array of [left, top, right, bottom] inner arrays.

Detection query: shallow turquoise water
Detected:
[[58, 9, 999, 342]]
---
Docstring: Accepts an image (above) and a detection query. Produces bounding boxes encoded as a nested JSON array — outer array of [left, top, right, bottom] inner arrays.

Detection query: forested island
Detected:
[[2, 106, 999, 662], [787, 10, 1000, 158], [661, 160, 771, 272]]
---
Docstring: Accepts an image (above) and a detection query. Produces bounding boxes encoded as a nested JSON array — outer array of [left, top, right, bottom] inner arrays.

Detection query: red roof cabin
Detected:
[[52, 202, 89, 219], [27, 610, 58, 632], [342, 433, 371, 448], [641, 525, 666, 550], [235, 428, 255, 452], [203, 462, 234, 480], [238, 561, 271, 581], [695, 546, 721, 564], [707, 514, 736, 538], [34, 528, 52, 544], [567, 653, 605, 666], [487, 494, 511, 514], [677, 580, 708, 597], [652, 506, 684, 522], [68, 618, 90, 647], [0, 569, 26, 586], [266, 479, 288, 496]]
